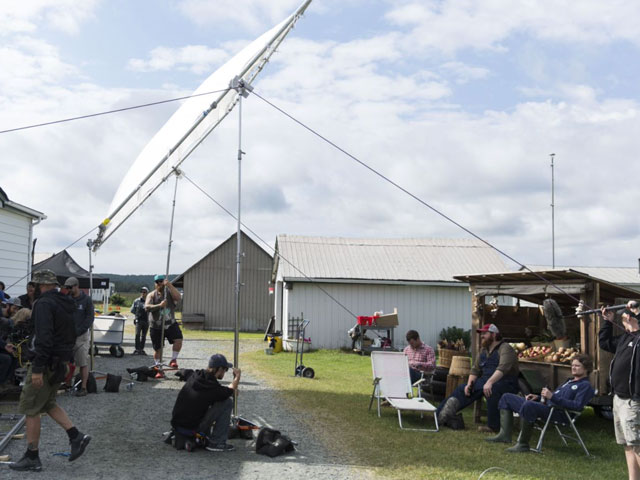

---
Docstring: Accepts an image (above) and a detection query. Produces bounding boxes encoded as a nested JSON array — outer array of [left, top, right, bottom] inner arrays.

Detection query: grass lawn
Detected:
[[239, 347, 625, 480]]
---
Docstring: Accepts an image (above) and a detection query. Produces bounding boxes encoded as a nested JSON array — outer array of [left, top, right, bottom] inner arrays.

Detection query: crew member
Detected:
[[600, 301, 640, 480], [436, 323, 519, 432], [171, 353, 240, 452], [66, 277, 94, 397], [10, 269, 90, 472], [145, 275, 182, 377], [131, 286, 149, 355]]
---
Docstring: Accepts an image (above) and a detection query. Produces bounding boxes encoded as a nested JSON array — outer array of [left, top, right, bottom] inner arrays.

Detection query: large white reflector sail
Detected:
[[92, 0, 311, 250]]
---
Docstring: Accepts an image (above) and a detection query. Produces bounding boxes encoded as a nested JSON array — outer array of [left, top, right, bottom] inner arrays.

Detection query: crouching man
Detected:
[[170, 354, 240, 452]]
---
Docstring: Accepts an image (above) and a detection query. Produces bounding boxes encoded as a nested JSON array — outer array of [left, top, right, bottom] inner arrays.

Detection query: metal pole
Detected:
[[550, 153, 555, 268], [87, 239, 95, 371], [0, 415, 25, 453], [233, 93, 244, 416], [160, 172, 180, 366]]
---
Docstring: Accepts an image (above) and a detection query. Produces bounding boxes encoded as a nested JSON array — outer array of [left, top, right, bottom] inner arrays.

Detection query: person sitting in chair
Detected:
[[487, 353, 594, 452], [170, 354, 240, 452], [403, 330, 435, 384], [437, 323, 519, 432]]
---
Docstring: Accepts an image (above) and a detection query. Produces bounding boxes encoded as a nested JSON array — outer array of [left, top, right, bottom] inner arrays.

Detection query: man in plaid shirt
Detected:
[[403, 330, 435, 383]]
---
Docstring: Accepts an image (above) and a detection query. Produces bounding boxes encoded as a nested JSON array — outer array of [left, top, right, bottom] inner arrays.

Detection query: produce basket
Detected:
[[438, 346, 468, 368]]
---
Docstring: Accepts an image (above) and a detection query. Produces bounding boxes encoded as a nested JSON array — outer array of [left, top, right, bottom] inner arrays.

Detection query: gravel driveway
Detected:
[[2, 331, 376, 479]]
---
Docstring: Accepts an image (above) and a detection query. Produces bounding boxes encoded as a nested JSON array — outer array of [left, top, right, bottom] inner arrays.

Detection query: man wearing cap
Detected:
[[145, 275, 183, 377], [19, 281, 37, 310], [65, 277, 94, 397], [131, 286, 149, 355], [10, 269, 90, 472], [436, 323, 519, 433], [171, 354, 240, 452], [600, 301, 640, 480]]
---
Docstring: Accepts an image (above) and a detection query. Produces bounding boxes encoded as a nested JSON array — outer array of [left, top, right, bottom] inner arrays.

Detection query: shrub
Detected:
[[438, 326, 470, 350], [110, 293, 126, 306]]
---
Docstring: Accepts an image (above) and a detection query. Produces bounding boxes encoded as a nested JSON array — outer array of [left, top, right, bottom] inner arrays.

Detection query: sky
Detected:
[[2, 0, 639, 276]]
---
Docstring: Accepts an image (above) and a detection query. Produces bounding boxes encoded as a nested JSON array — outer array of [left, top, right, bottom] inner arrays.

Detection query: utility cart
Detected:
[[93, 314, 126, 357]]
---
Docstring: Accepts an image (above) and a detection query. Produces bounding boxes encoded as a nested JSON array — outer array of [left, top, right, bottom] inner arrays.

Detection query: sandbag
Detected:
[[255, 427, 295, 457], [104, 373, 122, 392]]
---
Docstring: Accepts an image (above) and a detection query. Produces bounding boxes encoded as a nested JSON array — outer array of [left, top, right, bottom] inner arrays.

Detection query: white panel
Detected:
[[285, 282, 472, 350], [0, 209, 32, 297]]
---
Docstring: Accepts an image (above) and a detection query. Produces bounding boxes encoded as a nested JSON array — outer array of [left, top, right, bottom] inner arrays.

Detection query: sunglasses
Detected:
[[154, 280, 163, 284]]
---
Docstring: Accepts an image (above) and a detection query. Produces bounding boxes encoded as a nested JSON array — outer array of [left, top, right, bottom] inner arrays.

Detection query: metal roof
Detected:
[[523, 265, 640, 286], [275, 235, 508, 283], [454, 269, 640, 306]]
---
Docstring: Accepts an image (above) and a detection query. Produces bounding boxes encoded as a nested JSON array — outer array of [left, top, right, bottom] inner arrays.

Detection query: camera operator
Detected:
[[600, 300, 640, 480]]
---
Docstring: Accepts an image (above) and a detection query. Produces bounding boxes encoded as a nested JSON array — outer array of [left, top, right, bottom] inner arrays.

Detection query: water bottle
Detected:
[[125, 382, 135, 392]]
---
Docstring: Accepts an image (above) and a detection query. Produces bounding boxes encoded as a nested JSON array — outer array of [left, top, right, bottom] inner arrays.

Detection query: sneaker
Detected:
[[155, 370, 165, 379], [69, 432, 91, 461], [132, 350, 140, 355], [140, 350, 148, 356], [169, 359, 178, 368], [9, 454, 42, 471], [75, 388, 88, 397], [206, 443, 235, 452]]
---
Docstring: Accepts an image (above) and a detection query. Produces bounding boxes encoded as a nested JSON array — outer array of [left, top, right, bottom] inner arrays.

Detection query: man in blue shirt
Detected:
[[486, 353, 594, 452]]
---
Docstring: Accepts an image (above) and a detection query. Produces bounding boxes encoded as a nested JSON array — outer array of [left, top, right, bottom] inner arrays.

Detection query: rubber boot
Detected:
[[486, 409, 513, 443], [437, 397, 460, 426], [506, 420, 533, 453]]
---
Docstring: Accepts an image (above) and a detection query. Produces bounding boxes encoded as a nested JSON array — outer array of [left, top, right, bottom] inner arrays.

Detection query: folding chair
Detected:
[[530, 406, 591, 457], [368, 351, 439, 432]]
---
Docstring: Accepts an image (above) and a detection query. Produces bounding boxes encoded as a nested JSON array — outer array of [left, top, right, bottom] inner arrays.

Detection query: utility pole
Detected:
[[550, 153, 556, 268]]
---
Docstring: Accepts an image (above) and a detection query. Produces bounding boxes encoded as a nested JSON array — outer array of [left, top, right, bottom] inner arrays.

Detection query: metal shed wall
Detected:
[[281, 281, 471, 350], [182, 233, 273, 331], [0, 209, 32, 297]]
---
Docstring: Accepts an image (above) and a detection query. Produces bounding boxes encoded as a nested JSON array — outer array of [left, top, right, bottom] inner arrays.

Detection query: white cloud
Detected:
[[177, 0, 303, 32], [128, 45, 230, 74], [386, 0, 640, 54], [0, 1, 100, 35], [3, 1, 640, 277]]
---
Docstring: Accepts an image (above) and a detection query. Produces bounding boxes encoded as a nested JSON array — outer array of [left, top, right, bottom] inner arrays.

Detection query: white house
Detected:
[[272, 235, 508, 350], [0, 188, 46, 297]]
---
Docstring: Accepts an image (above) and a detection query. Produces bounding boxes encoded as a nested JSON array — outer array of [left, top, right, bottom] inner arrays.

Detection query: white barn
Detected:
[[0, 188, 46, 297], [272, 235, 508, 350]]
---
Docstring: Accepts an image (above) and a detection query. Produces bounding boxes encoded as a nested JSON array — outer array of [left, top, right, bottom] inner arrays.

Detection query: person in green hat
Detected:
[[10, 269, 91, 472]]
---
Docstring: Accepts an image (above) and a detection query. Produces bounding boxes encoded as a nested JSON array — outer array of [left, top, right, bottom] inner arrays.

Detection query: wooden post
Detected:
[[471, 288, 483, 362]]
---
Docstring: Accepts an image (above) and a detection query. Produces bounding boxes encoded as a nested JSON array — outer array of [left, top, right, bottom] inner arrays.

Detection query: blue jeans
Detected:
[[197, 398, 233, 444], [498, 393, 566, 424], [436, 376, 519, 430]]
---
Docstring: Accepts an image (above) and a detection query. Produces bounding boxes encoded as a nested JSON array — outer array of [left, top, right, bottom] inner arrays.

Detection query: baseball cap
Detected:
[[64, 277, 79, 287], [208, 354, 233, 369], [6, 297, 22, 308], [141, 286, 149, 292], [154, 274, 165, 282], [32, 269, 59, 285], [477, 323, 500, 334]]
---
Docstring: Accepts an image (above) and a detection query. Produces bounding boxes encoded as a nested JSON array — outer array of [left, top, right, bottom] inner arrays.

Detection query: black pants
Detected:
[[135, 321, 149, 351]]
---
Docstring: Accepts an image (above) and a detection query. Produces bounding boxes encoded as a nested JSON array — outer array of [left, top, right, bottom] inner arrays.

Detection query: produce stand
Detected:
[[454, 269, 640, 416]]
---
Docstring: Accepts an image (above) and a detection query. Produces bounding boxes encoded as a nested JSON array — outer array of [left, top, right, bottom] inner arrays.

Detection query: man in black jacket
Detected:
[[10, 270, 91, 472], [600, 300, 640, 480], [171, 353, 240, 452]]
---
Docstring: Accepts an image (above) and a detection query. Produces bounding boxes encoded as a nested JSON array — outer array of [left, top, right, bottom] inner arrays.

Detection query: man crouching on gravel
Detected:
[[9, 270, 90, 472], [170, 354, 240, 452]]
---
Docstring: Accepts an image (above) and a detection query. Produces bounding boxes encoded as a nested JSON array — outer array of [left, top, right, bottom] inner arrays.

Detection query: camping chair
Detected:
[[530, 406, 592, 457], [368, 351, 439, 432]]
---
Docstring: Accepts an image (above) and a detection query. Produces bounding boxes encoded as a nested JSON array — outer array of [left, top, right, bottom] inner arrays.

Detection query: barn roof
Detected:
[[274, 235, 508, 283]]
